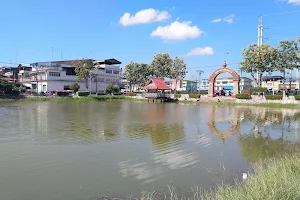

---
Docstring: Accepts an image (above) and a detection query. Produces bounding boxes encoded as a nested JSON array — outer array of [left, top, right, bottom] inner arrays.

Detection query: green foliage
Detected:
[[174, 94, 181, 98], [90, 96, 125, 101], [294, 95, 300, 100], [105, 83, 114, 94], [112, 85, 120, 93], [74, 59, 93, 90], [277, 39, 300, 73], [0, 79, 13, 94], [150, 53, 172, 78], [265, 95, 282, 100], [169, 57, 187, 94], [57, 91, 71, 97], [250, 87, 269, 94], [76, 91, 89, 96], [126, 93, 136, 96], [189, 94, 200, 98], [70, 82, 80, 93], [236, 94, 251, 99], [240, 44, 279, 86]]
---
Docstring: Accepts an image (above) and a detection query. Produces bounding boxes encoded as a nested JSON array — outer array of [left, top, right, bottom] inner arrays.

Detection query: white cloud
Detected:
[[151, 21, 204, 40], [212, 14, 235, 24], [186, 46, 215, 56], [119, 8, 170, 26], [286, 0, 300, 5]]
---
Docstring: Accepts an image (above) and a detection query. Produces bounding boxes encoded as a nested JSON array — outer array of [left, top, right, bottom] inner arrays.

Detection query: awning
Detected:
[[223, 86, 234, 90]]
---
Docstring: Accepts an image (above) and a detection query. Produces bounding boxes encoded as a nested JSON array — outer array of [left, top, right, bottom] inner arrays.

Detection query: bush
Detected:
[[250, 87, 268, 95], [265, 95, 282, 100], [57, 91, 70, 97], [70, 82, 80, 93], [189, 94, 200, 98], [236, 94, 251, 99], [294, 95, 300, 100], [174, 94, 181, 98], [76, 91, 90, 97], [127, 93, 136, 96]]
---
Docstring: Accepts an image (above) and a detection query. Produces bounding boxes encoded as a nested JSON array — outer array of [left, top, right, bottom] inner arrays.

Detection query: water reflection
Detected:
[[2, 102, 300, 199]]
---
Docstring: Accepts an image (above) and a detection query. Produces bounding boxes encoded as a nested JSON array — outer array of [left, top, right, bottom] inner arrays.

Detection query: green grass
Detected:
[[141, 153, 300, 200], [207, 101, 300, 109]]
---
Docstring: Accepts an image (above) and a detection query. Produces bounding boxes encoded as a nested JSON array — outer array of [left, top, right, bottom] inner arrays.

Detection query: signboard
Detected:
[[266, 82, 273, 87]]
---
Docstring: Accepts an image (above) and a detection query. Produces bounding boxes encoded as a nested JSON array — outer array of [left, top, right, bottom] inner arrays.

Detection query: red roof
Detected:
[[144, 78, 170, 90]]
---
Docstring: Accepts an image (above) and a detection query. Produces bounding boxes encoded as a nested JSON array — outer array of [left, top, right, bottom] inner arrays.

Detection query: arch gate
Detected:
[[208, 61, 240, 98]]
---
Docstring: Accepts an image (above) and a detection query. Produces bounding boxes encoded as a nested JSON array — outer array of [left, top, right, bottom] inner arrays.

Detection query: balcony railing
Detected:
[[144, 93, 170, 98]]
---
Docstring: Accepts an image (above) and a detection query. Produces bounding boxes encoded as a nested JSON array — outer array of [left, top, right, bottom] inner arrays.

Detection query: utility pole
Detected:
[[196, 70, 204, 95], [257, 16, 263, 87]]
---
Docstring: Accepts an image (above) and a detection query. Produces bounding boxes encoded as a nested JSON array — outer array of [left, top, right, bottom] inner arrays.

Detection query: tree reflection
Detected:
[[238, 108, 300, 163]]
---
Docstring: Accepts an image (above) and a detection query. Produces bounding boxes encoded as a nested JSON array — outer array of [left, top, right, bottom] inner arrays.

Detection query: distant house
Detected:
[[17, 58, 122, 93], [144, 78, 170, 99]]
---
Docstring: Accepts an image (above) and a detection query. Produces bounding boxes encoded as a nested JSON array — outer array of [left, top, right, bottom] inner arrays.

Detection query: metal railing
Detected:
[[144, 93, 170, 98]]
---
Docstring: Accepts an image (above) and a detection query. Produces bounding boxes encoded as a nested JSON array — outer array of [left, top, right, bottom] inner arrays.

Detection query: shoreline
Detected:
[[1, 95, 300, 109]]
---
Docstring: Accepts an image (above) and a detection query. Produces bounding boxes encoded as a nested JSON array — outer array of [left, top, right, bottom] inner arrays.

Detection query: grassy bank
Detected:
[[1, 96, 300, 109], [141, 153, 300, 200]]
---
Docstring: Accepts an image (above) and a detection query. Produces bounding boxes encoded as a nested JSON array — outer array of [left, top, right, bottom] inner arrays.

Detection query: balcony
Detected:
[[144, 93, 170, 99]]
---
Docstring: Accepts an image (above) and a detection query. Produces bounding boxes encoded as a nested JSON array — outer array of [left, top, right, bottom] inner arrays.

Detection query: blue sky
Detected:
[[0, 0, 300, 79]]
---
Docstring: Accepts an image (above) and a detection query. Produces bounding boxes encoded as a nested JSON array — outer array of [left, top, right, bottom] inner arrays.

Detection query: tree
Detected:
[[70, 82, 80, 93], [124, 62, 139, 92], [113, 85, 120, 93], [74, 59, 93, 91], [277, 38, 300, 91], [169, 57, 187, 94], [150, 53, 172, 78], [105, 83, 114, 94], [240, 44, 278, 86]]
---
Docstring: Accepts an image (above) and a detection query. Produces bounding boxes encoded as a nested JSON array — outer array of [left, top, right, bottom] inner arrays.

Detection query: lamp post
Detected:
[[196, 70, 204, 95]]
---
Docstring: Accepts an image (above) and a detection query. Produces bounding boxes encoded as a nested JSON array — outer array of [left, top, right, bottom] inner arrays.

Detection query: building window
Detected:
[[43, 85, 46, 92], [97, 78, 105, 82], [106, 69, 112, 74], [113, 70, 120, 75], [64, 67, 76, 76], [49, 72, 60, 77], [64, 85, 70, 90], [222, 81, 228, 84], [216, 81, 220, 84]]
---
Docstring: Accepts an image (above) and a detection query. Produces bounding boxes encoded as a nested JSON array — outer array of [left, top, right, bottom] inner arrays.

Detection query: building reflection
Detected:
[[207, 106, 240, 144]]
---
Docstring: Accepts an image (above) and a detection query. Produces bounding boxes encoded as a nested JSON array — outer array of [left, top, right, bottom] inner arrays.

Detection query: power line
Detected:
[[187, 62, 240, 69], [264, 9, 300, 17]]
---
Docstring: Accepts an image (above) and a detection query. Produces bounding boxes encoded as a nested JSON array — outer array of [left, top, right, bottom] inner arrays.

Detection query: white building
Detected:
[[18, 59, 122, 93]]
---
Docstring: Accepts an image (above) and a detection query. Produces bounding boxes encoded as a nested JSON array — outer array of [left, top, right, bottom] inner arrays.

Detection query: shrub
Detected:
[[57, 91, 70, 97], [76, 91, 90, 97], [265, 95, 282, 100], [127, 93, 136, 96], [250, 87, 268, 95], [189, 94, 200, 98], [174, 94, 181, 98], [294, 95, 300, 100], [70, 82, 80, 93], [236, 94, 251, 99]]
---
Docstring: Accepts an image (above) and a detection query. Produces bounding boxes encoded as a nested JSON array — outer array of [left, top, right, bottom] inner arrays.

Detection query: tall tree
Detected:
[[169, 57, 187, 94], [150, 53, 172, 78], [277, 38, 300, 91], [74, 59, 93, 91], [124, 62, 139, 92], [136, 63, 151, 87], [240, 44, 278, 86]]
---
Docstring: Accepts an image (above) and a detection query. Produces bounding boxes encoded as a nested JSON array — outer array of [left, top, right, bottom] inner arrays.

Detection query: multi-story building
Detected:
[[18, 59, 122, 93], [261, 76, 298, 92], [199, 79, 209, 91], [214, 77, 253, 92], [166, 80, 197, 92], [0, 67, 19, 82]]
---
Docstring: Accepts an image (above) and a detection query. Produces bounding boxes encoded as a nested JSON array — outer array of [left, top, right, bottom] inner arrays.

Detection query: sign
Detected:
[[266, 82, 273, 87]]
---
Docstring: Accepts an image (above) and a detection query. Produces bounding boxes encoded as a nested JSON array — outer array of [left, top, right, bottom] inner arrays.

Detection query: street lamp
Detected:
[[196, 70, 204, 95]]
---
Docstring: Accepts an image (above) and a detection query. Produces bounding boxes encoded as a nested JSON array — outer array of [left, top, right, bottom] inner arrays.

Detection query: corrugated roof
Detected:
[[144, 78, 170, 90]]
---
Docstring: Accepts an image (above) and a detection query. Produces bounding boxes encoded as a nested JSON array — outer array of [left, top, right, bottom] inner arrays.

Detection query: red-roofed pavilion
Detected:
[[144, 78, 171, 100]]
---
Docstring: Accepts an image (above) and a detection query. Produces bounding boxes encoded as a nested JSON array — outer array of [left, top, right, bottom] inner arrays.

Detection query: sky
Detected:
[[0, 0, 300, 79]]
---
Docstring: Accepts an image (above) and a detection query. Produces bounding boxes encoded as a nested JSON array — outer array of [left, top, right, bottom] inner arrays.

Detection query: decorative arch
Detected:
[[208, 106, 239, 145], [208, 61, 240, 98]]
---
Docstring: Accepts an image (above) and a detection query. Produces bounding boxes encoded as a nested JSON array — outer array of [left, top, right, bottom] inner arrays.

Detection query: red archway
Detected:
[[208, 61, 240, 98]]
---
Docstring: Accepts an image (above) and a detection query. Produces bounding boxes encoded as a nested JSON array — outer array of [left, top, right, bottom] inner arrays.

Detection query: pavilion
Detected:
[[144, 78, 171, 102]]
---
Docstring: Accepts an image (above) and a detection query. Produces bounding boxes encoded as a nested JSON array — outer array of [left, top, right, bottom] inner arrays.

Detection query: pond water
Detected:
[[0, 101, 299, 200]]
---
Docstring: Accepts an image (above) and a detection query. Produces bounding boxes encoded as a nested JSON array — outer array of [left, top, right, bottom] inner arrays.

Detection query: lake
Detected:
[[0, 101, 299, 200]]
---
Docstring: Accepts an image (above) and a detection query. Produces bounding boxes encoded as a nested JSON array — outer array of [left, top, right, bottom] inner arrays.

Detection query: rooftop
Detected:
[[93, 58, 121, 65]]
